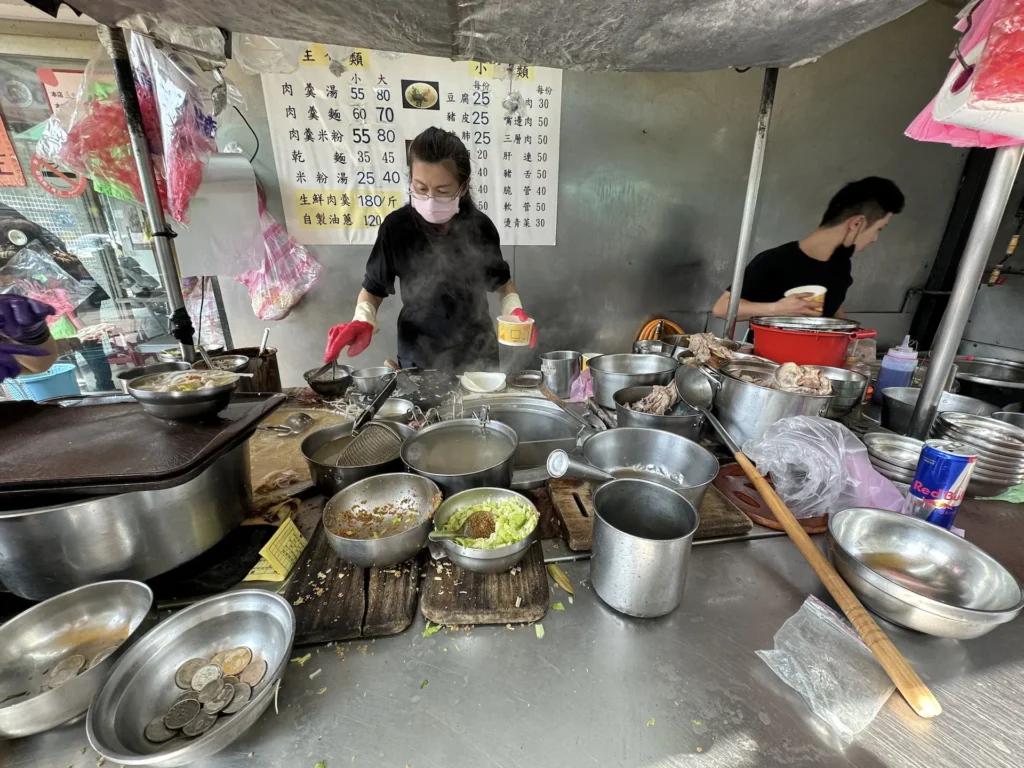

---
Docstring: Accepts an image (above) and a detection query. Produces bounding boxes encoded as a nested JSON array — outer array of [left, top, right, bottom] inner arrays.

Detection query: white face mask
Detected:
[[411, 194, 461, 224]]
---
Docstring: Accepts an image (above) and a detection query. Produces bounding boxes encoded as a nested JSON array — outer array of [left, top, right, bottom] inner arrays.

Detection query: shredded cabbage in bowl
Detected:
[[441, 496, 539, 550]]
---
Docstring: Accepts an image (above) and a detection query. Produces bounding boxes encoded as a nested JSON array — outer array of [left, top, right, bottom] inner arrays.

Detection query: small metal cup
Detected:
[[540, 351, 582, 398]]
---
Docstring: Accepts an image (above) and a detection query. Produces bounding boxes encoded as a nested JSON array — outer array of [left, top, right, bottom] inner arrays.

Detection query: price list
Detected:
[[261, 46, 562, 245]]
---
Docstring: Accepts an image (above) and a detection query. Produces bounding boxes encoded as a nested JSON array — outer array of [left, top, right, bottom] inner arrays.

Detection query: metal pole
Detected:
[[907, 145, 1024, 439], [724, 67, 779, 340], [97, 25, 196, 362]]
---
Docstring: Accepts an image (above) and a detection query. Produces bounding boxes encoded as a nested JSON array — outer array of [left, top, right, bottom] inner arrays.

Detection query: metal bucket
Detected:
[[591, 479, 699, 618], [540, 351, 582, 398]]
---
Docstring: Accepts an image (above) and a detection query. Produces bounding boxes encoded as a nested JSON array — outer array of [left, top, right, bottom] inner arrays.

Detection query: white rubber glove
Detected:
[[353, 300, 379, 334], [500, 292, 524, 317]]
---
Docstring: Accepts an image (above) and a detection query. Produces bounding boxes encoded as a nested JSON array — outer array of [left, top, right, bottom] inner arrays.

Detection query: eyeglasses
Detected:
[[408, 185, 465, 204]]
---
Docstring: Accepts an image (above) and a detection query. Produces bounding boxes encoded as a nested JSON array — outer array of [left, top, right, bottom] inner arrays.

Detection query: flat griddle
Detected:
[[0, 393, 284, 502]]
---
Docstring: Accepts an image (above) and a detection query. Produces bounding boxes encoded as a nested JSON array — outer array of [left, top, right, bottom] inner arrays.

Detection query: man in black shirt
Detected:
[[712, 177, 905, 322]]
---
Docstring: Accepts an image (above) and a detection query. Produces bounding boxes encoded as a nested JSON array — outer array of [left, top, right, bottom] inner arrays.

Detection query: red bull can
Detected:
[[903, 439, 978, 529]]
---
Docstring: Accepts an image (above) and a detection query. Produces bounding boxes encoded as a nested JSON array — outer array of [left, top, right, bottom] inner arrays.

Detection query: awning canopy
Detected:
[[30, 0, 929, 72]]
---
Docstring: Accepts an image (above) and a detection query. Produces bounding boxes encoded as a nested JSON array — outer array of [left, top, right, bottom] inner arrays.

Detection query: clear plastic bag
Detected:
[[743, 416, 905, 518], [235, 35, 305, 75], [236, 207, 323, 321], [757, 596, 894, 742], [972, 0, 1024, 106], [0, 242, 95, 321], [568, 368, 592, 402]]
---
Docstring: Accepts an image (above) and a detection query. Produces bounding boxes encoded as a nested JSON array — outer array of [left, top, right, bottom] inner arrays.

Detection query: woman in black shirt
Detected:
[[325, 127, 534, 371]]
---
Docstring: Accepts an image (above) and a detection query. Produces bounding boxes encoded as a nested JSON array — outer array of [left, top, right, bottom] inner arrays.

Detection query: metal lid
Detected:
[[751, 316, 861, 333]]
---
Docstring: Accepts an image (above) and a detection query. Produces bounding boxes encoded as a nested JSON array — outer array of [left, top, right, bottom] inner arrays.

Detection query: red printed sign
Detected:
[[0, 116, 26, 187], [30, 154, 87, 198]]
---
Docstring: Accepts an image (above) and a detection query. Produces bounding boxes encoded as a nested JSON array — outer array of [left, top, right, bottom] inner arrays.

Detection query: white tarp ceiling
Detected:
[[26, 0, 929, 72]]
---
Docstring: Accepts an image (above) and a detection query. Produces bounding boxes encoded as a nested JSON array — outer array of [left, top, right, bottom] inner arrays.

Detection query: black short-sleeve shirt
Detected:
[[362, 203, 511, 369], [735, 241, 853, 318]]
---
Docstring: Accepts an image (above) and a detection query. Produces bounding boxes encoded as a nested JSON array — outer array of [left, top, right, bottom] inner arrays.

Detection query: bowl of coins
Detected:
[[0, 580, 153, 739], [87, 590, 295, 767]]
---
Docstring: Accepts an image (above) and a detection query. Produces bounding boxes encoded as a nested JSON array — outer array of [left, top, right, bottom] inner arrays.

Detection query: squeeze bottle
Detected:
[[872, 335, 918, 404]]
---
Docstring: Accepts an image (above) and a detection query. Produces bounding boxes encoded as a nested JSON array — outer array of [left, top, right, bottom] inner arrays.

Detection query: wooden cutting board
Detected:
[[713, 463, 828, 534], [547, 478, 752, 550], [283, 518, 421, 646], [420, 542, 548, 626]]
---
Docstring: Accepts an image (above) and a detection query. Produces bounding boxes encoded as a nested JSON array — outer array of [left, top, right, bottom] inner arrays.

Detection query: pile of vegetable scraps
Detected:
[[441, 497, 538, 549]]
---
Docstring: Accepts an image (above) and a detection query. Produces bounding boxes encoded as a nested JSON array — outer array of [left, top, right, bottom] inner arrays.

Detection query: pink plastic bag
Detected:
[[568, 368, 593, 402], [973, 0, 1024, 105]]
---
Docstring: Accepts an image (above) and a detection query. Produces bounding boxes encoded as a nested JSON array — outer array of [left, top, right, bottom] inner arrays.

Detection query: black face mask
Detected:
[[831, 243, 855, 262]]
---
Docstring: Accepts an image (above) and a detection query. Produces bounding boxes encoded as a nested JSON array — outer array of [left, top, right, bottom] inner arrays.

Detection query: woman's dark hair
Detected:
[[408, 127, 473, 204]]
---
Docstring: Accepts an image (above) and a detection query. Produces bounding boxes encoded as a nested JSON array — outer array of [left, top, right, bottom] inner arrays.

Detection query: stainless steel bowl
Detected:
[[117, 363, 192, 394], [818, 366, 868, 418], [612, 385, 703, 440], [880, 387, 996, 434], [828, 507, 1024, 638], [191, 354, 249, 373], [303, 364, 353, 399], [87, 591, 295, 767], [301, 421, 415, 497], [127, 374, 237, 422], [953, 356, 1024, 407], [375, 398, 415, 422], [581, 427, 718, 509], [588, 354, 680, 409], [323, 473, 441, 567], [862, 432, 925, 471], [0, 580, 153, 738], [432, 487, 538, 573], [402, 418, 518, 496], [632, 340, 678, 358], [993, 411, 1024, 430], [351, 367, 397, 397]]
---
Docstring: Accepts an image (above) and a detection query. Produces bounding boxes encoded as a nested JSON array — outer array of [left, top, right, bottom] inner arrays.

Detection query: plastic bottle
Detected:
[[872, 335, 918, 404]]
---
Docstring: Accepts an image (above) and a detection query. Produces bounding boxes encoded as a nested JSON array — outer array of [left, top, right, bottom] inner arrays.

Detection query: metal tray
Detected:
[[0, 393, 284, 500]]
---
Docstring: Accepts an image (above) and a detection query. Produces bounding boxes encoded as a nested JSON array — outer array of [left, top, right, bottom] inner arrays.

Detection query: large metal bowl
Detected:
[[994, 411, 1024, 430], [881, 387, 996, 434], [953, 356, 1024, 407], [432, 487, 538, 573], [402, 418, 518, 496], [351, 366, 397, 397], [818, 366, 868, 418], [588, 354, 680, 409], [127, 374, 237, 422], [303, 364, 353, 399], [581, 427, 719, 509], [117, 362, 192, 394], [87, 591, 295, 768], [323, 473, 441, 567], [191, 354, 250, 373], [0, 580, 153, 738], [828, 507, 1024, 639], [301, 421, 416, 497], [612, 385, 703, 440]]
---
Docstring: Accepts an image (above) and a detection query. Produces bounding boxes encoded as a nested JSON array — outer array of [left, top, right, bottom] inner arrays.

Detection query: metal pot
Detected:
[[589, 354, 679, 409], [591, 479, 699, 618], [581, 427, 718, 508], [612, 385, 702, 440], [401, 418, 518, 496], [351, 367, 398, 398], [540, 351, 582, 398], [952, 357, 1024, 407], [432, 487, 538, 573], [0, 446, 250, 601], [301, 421, 415, 497], [711, 360, 830, 446], [881, 387, 996, 434], [116, 362, 191, 394]]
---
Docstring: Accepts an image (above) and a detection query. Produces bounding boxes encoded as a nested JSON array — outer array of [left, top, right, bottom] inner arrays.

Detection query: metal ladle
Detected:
[[545, 449, 615, 484], [672, 365, 941, 719]]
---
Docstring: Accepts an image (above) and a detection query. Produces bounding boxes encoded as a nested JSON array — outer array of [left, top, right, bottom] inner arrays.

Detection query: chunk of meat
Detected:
[[688, 333, 736, 366], [629, 381, 681, 416], [770, 362, 833, 395]]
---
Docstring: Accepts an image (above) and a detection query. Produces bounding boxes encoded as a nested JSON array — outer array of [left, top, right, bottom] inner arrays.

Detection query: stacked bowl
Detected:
[[820, 367, 869, 418], [933, 412, 1024, 497], [862, 432, 923, 492]]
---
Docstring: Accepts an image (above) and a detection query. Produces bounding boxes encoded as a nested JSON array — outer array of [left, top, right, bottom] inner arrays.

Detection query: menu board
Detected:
[[261, 46, 562, 246]]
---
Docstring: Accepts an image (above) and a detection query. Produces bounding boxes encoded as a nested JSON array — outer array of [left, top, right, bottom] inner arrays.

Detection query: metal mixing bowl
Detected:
[[375, 398, 415, 422], [828, 507, 1024, 639], [117, 362, 192, 394], [588, 354, 680, 409], [432, 487, 538, 573], [994, 411, 1024, 430], [127, 374, 237, 422], [612, 385, 703, 440], [0, 580, 153, 738], [191, 354, 250, 373], [87, 590, 295, 768], [351, 367, 397, 397], [818, 366, 868, 418], [323, 473, 441, 567]]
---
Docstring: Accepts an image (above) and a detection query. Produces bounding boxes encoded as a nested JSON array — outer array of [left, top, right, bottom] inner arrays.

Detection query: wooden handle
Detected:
[[733, 452, 941, 719]]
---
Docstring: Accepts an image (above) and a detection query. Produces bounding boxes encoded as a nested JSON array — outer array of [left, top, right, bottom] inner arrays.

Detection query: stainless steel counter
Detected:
[[6, 501, 1024, 768]]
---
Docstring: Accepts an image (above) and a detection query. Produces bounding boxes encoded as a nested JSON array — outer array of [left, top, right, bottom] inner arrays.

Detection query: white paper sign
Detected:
[[261, 47, 561, 246]]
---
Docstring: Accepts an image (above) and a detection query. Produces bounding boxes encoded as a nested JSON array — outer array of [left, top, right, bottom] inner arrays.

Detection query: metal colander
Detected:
[[335, 420, 405, 467]]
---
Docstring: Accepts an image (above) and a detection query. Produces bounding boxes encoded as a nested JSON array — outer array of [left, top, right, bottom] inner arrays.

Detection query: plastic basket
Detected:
[[2, 363, 81, 402]]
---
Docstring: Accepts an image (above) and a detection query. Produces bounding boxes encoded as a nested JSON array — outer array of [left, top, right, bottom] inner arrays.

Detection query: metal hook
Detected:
[[953, 0, 987, 74]]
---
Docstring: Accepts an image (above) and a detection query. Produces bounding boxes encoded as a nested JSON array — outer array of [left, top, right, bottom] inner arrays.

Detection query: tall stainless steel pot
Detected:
[[301, 421, 415, 497], [0, 446, 250, 601], [401, 418, 518, 496], [612, 386, 703, 440], [588, 354, 679, 409], [710, 361, 831, 446]]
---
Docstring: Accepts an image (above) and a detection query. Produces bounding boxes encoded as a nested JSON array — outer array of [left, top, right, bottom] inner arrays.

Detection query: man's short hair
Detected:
[[820, 177, 905, 227]]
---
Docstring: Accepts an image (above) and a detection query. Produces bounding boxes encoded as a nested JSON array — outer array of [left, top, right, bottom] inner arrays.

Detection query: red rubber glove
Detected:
[[510, 308, 538, 349], [324, 320, 374, 362]]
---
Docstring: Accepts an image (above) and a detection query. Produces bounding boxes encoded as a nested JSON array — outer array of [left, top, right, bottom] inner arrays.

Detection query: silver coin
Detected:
[[174, 691, 200, 706], [159, 735, 189, 752], [88, 645, 120, 669], [181, 710, 217, 737], [222, 647, 252, 676], [175, 658, 208, 690], [51, 654, 85, 677], [210, 649, 232, 669], [222, 675, 240, 685], [238, 658, 267, 687], [47, 666, 81, 688], [163, 697, 201, 730], [196, 678, 225, 704], [143, 716, 177, 743], [221, 683, 251, 715], [202, 682, 235, 714], [190, 664, 223, 692]]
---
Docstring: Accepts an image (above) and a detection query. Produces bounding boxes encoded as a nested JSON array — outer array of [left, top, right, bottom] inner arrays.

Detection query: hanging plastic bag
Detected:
[[743, 416, 905, 518], [0, 242, 95, 322], [972, 0, 1024, 106]]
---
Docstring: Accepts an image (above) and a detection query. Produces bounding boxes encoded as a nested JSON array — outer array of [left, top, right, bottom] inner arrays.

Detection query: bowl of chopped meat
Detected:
[[613, 383, 703, 440]]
